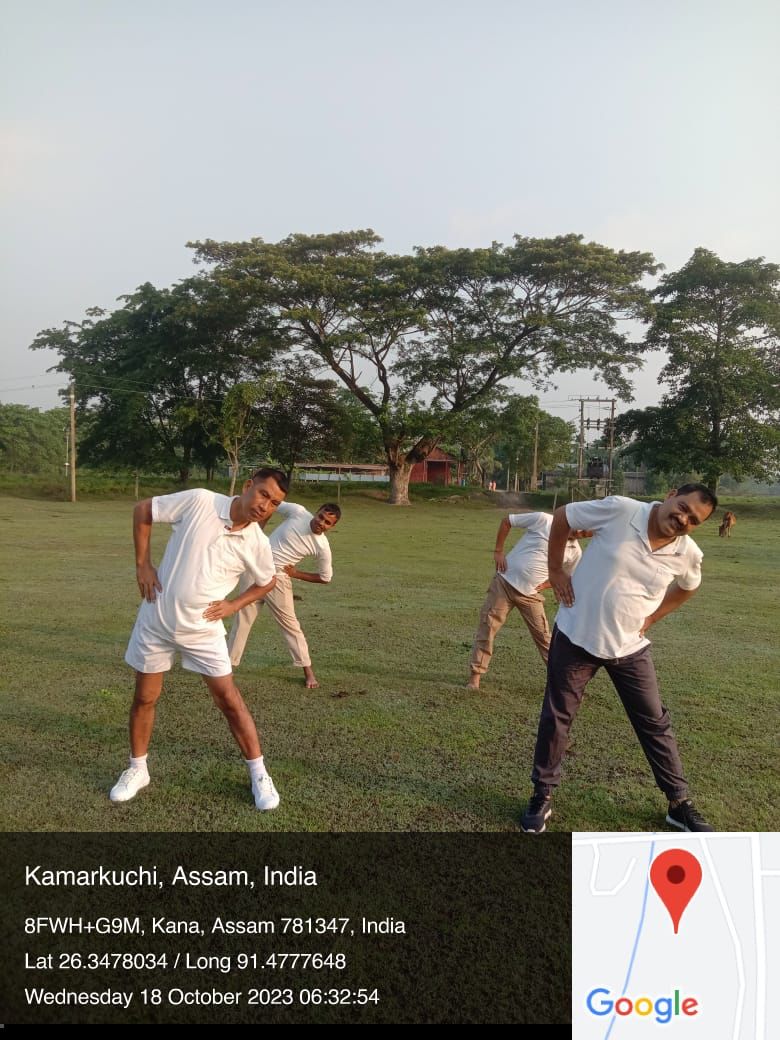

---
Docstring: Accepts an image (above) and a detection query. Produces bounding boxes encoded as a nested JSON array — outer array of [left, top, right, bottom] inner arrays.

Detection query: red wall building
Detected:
[[410, 448, 464, 485]]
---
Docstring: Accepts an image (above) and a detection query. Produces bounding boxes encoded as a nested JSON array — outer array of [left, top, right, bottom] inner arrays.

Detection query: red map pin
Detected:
[[650, 849, 702, 934]]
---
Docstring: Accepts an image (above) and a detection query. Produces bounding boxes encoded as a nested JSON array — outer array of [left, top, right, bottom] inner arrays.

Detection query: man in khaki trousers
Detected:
[[228, 501, 340, 688], [467, 512, 585, 690]]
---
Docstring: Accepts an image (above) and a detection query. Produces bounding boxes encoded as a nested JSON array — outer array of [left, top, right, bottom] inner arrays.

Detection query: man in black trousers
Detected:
[[520, 484, 718, 834]]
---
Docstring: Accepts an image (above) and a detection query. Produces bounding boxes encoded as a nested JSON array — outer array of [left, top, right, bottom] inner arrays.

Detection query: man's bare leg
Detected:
[[203, 673, 279, 809], [303, 665, 319, 689], [203, 674, 261, 758], [129, 671, 164, 755], [466, 672, 481, 690], [110, 671, 163, 802]]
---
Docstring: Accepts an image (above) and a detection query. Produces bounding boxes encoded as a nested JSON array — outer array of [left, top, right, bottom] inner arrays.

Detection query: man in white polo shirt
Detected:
[[109, 467, 288, 811], [520, 483, 718, 834], [467, 512, 586, 690], [227, 501, 340, 689]]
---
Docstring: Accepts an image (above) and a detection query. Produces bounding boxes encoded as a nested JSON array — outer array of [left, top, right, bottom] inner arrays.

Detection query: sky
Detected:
[[2, 0, 779, 430]]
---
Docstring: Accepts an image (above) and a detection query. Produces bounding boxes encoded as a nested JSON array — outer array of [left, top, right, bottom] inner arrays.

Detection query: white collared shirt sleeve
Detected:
[[676, 541, 703, 591], [314, 538, 333, 583], [151, 488, 207, 524], [274, 501, 306, 520], [564, 495, 630, 532], [509, 512, 547, 532]]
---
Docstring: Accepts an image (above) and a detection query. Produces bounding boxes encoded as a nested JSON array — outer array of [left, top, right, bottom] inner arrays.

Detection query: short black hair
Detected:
[[675, 482, 718, 512], [251, 467, 290, 494], [318, 503, 342, 519]]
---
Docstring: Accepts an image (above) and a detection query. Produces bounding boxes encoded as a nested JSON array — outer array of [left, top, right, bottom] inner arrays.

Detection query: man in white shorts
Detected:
[[467, 512, 586, 690], [227, 501, 340, 689], [110, 467, 288, 811], [520, 483, 718, 834]]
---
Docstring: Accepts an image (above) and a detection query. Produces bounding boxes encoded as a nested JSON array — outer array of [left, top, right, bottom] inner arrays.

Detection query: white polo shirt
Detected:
[[268, 502, 333, 582], [502, 513, 582, 596], [556, 496, 703, 659], [137, 489, 276, 636]]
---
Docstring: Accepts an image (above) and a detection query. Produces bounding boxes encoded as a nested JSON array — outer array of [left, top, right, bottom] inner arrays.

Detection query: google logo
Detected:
[[586, 988, 699, 1025]]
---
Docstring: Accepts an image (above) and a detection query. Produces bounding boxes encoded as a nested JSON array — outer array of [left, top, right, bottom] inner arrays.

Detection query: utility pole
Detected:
[[69, 381, 76, 503], [570, 396, 617, 493], [531, 417, 539, 492]]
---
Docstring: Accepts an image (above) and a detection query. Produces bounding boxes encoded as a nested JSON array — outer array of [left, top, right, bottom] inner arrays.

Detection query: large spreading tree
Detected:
[[617, 249, 780, 490], [191, 230, 658, 503]]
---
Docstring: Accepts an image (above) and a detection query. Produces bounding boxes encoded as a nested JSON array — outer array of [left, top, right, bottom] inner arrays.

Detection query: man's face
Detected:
[[655, 492, 713, 537], [241, 476, 286, 525], [310, 509, 339, 535]]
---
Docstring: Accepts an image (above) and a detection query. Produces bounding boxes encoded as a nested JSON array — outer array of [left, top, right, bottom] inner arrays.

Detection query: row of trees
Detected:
[[0, 404, 70, 474], [0, 389, 573, 495], [29, 232, 780, 501]]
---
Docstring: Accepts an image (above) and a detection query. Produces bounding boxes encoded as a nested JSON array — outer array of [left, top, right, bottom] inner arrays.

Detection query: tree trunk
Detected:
[[178, 445, 192, 485], [388, 460, 414, 505]]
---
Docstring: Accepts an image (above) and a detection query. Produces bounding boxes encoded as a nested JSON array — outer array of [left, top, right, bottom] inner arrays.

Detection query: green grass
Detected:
[[1, 488, 778, 832]]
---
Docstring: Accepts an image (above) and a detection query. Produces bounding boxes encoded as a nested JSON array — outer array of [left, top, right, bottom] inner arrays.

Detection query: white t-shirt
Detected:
[[138, 489, 275, 636], [268, 502, 333, 582], [557, 496, 703, 659], [502, 513, 582, 596]]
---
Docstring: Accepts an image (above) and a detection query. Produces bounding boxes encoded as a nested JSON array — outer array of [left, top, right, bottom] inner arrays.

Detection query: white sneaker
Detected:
[[252, 773, 280, 811], [110, 766, 150, 803]]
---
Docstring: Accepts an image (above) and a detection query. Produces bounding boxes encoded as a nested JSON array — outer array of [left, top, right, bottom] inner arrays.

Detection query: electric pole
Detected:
[[69, 381, 76, 503], [570, 396, 616, 492]]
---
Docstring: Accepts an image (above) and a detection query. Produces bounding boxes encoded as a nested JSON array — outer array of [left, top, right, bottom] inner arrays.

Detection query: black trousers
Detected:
[[531, 627, 689, 801]]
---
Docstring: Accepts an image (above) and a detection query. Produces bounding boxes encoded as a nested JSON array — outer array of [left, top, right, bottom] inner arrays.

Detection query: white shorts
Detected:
[[125, 612, 232, 678]]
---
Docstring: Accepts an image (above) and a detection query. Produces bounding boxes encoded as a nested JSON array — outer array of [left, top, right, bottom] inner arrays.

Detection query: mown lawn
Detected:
[[1, 487, 778, 832]]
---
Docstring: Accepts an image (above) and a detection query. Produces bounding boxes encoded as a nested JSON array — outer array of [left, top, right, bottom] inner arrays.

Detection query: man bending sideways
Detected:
[[520, 484, 718, 834], [110, 468, 288, 811]]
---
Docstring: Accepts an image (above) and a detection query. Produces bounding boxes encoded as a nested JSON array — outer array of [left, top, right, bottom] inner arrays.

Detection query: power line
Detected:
[[0, 372, 56, 384], [0, 381, 227, 403]]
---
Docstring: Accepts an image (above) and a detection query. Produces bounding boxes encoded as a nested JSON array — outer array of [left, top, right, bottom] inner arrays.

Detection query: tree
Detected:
[[491, 397, 574, 489], [190, 231, 658, 504], [260, 360, 357, 478], [325, 389, 385, 464], [31, 276, 275, 481], [447, 398, 507, 486], [218, 380, 271, 495], [617, 249, 780, 490], [448, 395, 573, 487], [0, 404, 70, 474]]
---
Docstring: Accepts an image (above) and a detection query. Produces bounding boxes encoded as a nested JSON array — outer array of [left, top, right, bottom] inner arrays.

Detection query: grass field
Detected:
[[1, 485, 778, 833]]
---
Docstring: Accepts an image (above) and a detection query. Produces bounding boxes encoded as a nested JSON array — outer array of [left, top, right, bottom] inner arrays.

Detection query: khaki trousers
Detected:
[[469, 572, 551, 675], [227, 572, 311, 668]]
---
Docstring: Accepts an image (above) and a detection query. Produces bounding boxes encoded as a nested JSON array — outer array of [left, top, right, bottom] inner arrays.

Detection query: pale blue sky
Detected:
[[2, 0, 778, 424]]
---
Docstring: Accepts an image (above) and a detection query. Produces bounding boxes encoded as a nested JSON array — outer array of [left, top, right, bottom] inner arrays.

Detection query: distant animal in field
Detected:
[[719, 511, 736, 538]]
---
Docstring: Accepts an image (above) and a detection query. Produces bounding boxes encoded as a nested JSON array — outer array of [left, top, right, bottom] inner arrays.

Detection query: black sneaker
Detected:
[[520, 785, 553, 833], [666, 800, 714, 832]]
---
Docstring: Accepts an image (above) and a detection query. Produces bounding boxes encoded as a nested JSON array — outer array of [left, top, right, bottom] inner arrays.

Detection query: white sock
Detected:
[[129, 754, 149, 773], [245, 755, 267, 780]]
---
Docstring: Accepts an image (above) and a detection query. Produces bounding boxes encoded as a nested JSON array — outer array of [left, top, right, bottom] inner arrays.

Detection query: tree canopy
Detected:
[[31, 276, 274, 481], [190, 230, 658, 502], [0, 404, 69, 474], [617, 249, 780, 489]]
